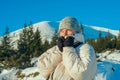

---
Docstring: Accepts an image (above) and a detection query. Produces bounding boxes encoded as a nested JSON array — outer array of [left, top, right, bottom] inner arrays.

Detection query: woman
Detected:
[[37, 16, 97, 80]]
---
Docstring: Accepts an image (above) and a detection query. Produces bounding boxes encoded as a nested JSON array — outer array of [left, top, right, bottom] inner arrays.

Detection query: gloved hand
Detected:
[[57, 37, 65, 52], [64, 36, 74, 47]]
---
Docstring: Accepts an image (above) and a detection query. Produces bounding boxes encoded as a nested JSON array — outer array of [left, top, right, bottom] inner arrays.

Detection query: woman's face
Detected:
[[60, 28, 75, 38]]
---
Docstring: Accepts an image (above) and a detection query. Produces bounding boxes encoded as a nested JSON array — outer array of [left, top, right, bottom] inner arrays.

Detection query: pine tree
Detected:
[[26, 21, 34, 58], [0, 27, 11, 59], [0, 45, 2, 56], [87, 30, 119, 52], [0, 26, 15, 68], [106, 30, 112, 40], [17, 22, 33, 68], [17, 23, 28, 54], [98, 31, 102, 39], [118, 30, 120, 40], [50, 30, 58, 47], [116, 30, 120, 49], [17, 23, 27, 68], [111, 36, 117, 49], [17, 21, 44, 68], [104, 30, 112, 49], [42, 40, 50, 52], [32, 28, 42, 57], [93, 31, 103, 52]]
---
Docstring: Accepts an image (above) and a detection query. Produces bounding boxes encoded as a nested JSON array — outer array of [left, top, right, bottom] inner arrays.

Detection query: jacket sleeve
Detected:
[[62, 44, 97, 80], [37, 46, 62, 79]]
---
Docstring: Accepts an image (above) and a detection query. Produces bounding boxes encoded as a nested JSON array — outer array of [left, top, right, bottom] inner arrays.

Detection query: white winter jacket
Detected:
[[37, 33, 97, 80]]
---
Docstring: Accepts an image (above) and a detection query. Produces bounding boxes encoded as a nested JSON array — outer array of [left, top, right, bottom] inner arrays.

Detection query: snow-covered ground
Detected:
[[95, 50, 120, 80], [95, 61, 120, 80], [0, 50, 120, 80], [97, 50, 120, 62], [0, 67, 45, 80]]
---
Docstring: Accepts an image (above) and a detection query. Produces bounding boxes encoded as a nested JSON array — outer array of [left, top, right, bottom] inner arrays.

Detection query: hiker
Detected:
[[37, 16, 97, 80]]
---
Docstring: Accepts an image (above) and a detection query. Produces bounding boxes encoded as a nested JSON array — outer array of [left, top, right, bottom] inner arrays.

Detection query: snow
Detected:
[[1, 60, 120, 80], [0, 68, 18, 80], [31, 57, 38, 66], [106, 50, 120, 62], [97, 50, 120, 62], [1, 49, 120, 80], [84, 25, 119, 37], [20, 67, 45, 80], [95, 50, 120, 80], [95, 61, 120, 80], [0, 67, 45, 80], [33, 21, 56, 43]]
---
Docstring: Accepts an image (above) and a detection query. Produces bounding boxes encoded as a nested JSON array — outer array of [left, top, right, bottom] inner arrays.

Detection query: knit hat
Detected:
[[59, 16, 81, 32]]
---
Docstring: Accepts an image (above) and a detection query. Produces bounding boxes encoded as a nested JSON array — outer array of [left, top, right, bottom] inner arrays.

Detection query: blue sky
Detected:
[[0, 0, 120, 36]]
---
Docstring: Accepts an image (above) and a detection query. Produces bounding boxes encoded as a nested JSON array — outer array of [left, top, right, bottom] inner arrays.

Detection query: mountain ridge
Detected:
[[0, 21, 119, 49]]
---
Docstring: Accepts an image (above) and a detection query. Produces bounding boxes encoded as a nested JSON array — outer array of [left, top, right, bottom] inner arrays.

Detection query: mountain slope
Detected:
[[86, 25, 119, 36], [0, 21, 119, 49], [0, 21, 56, 49]]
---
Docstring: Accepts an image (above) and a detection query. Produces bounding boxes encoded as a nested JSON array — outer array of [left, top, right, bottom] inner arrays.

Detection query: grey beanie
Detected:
[[59, 16, 81, 32]]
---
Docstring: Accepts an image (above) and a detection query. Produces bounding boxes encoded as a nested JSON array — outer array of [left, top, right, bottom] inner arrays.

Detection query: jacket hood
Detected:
[[72, 32, 85, 43]]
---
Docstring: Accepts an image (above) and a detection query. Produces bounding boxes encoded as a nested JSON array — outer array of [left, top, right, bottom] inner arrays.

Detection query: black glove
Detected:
[[64, 36, 74, 47], [57, 37, 65, 52]]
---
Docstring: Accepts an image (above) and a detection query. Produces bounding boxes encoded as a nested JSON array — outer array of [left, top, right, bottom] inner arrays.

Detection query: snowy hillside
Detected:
[[0, 21, 56, 49], [85, 25, 119, 37], [95, 61, 120, 80], [97, 50, 120, 63], [83, 25, 119, 39], [0, 50, 120, 80]]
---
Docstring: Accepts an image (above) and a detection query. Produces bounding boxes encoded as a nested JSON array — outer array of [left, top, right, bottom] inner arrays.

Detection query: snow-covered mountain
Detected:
[[0, 21, 119, 49], [84, 25, 119, 37], [83, 24, 119, 39], [0, 21, 57, 49]]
